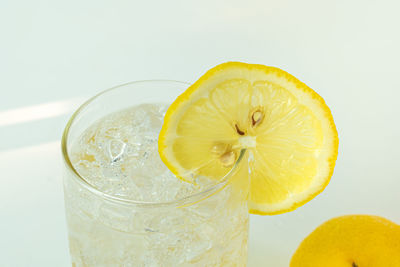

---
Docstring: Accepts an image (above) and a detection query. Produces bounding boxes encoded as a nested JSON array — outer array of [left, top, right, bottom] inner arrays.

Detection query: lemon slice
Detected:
[[158, 62, 338, 215]]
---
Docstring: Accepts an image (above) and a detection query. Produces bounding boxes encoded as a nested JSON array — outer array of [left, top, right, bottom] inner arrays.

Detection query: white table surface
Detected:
[[1, 1, 400, 266]]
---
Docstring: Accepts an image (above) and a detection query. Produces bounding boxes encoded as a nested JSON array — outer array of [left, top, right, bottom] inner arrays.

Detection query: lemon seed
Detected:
[[220, 151, 236, 167], [211, 143, 227, 155], [252, 110, 264, 127]]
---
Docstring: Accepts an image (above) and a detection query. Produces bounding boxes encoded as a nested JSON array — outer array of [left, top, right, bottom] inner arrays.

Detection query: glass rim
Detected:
[[61, 80, 246, 208]]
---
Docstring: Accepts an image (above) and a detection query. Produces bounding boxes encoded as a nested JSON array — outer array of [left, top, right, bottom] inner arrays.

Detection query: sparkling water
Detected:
[[64, 103, 249, 266]]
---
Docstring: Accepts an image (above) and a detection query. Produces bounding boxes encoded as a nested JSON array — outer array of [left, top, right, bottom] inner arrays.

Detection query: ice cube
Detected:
[[107, 139, 127, 163]]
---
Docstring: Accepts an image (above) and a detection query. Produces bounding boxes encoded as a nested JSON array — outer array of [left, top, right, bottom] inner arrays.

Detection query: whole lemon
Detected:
[[290, 215, 400, 267]]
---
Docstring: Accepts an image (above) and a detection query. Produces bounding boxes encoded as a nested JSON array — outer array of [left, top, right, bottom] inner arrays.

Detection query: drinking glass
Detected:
[[61, 81, 249, 266]]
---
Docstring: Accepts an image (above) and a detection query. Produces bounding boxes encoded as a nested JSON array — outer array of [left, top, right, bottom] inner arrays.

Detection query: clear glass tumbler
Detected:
[[61, 81, 249, 266]]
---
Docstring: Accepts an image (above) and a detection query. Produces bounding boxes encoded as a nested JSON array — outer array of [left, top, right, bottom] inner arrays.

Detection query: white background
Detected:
[[1, 0, 400, 266]]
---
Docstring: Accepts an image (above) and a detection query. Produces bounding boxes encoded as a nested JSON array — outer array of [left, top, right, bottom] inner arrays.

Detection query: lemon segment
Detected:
[[158, 62, 338, 215]]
